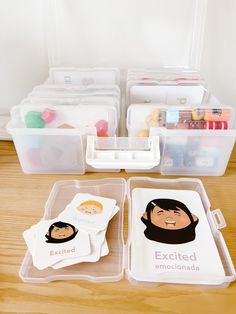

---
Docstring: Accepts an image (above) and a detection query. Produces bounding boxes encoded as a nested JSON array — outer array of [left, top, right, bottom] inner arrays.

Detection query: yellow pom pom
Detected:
[[137, 129, 149, 137], [146, 109, 161, 127]]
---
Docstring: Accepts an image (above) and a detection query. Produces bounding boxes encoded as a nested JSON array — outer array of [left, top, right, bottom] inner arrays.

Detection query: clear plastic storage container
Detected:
[[7, 103, 118, 174], [7, 68, 236, 175], [7, 68, 121, 174], [20, 178, 126, 283], [125, 104, 236, 175], [19, 177, 236, 287]]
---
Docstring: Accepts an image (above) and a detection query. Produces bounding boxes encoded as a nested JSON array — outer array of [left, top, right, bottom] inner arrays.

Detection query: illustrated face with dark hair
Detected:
[[141, 199, 199, 244], [149, 206, 194, 230], [45, 221, 78, 244]]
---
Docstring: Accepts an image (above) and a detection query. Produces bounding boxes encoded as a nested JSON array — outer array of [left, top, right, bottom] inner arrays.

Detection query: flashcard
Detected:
[[129, 85, 205, 105], [52, 230, 106, 268], [23, 224, 38, 255], [31, 85, 120, 98], [53, 205, 120, 268], [130, 188, 225, 285], [49, 68, 119, 85], [100, 239, 109, 257], [32, 218, 91, 270], [22, 199, 119, 270], [23, 222, 108, 270], [53, 232, 108, 269], [58, 193, 117, 231]]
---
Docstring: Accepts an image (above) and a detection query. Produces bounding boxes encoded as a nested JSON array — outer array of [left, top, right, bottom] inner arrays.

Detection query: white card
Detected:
[[23, 224, 38, 255], [58, 193, 117, 231], [52, 231, 105, 269], [23, 222, 107, 269], [32, 218, 91, 270], [100, 239, 109, 257], [53, 205, 120, 268], [130, 85, 205, 105], [130, 188, 225, 285]]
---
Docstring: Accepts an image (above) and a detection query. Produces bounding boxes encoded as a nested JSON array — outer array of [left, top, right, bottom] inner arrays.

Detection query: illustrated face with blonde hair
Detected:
[[77, 200, 103, 215]]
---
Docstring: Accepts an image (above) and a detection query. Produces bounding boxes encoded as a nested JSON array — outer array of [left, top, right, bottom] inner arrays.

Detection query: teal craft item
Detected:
[[25, 111, 46, 128]]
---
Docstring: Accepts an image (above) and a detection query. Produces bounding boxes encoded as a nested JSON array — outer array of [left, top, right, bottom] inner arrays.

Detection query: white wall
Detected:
[[46, 0, 196, 69], [0, 0, 48, 111], [0, 0, 235, 112], [201, 0, 236, 107]]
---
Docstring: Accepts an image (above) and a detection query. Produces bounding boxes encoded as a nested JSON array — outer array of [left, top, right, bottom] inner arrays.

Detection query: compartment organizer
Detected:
[[19, 177, 236, 287], [86, 136, 160, 169]]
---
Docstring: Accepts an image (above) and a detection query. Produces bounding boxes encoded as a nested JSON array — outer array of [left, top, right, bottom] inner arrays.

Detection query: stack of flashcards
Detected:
[[23, 194, 119, 270], [126, 68, 207, 105], [130, 188, 226, 285], [26, 67, 121, 121], [127, 68, 207, 107]]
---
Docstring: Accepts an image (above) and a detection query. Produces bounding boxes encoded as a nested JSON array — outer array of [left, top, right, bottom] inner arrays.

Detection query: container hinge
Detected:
[[123, 244, 128, 271]]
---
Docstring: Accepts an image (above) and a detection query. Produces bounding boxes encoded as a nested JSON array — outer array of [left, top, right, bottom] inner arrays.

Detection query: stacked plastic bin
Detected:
[[125, 68, 236, 175], [7, 68, 120, 174], [7, 67, 236, 176]]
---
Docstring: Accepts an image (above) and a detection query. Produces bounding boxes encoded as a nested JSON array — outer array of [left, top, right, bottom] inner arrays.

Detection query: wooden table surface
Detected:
[[1, 141, 236, 314]]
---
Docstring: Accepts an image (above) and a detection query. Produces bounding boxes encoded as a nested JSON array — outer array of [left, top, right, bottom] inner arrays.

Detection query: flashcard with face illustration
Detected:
[[53, 205, 120, 268], [53, 205, 119, 268], [52, 230, 107, 268], [24, 225, 108, 269], [58, 193, 117, 231], [130, 188, 225, 285], [32, 218, 91, 270]]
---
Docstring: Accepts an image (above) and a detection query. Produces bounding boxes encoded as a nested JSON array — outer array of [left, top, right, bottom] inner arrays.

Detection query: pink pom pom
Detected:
[[41, 108, 56, 123], [95, 120, 108, 137]]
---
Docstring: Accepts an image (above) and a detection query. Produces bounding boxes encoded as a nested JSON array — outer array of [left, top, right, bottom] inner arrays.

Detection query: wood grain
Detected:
[[0, 141, 236, 314]]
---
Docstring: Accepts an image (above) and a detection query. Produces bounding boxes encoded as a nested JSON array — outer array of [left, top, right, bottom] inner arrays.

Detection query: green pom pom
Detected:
[[25, 111, 46, 128]]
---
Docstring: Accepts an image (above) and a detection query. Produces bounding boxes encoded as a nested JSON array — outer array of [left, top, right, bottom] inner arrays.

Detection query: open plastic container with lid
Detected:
[[19, 177, 236, 287]]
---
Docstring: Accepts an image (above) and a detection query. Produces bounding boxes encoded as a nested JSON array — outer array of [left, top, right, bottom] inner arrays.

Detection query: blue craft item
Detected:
[[166, 110, 179, 124]]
